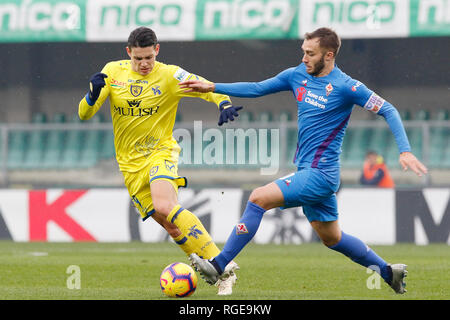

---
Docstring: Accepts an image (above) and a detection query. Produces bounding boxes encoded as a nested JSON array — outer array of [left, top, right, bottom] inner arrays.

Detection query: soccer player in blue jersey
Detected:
[[180, 28, 428, 294]]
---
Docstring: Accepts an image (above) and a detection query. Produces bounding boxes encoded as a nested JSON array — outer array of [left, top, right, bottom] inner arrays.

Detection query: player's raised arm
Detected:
[[78, 71, 109, 120]]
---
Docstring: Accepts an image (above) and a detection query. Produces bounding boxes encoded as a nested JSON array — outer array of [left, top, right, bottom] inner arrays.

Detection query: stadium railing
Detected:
[[0, 110, 448, 187]]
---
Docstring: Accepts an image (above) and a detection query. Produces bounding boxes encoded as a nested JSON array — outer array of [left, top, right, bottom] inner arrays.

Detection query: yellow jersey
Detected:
[[78, 60, 231, 173]]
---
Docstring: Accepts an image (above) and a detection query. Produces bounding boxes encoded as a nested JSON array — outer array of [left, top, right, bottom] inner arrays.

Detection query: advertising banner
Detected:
[[0, 188, 449, 245], [85, 0, 196, 42], [0, 0, 86, 42], [1, 0, 448, 42], [195, 0, 300, 40], [409, 0, 450, 36], [299, 0, 409, 38]]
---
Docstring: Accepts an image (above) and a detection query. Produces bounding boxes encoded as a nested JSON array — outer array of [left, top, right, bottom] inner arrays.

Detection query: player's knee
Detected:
[[320, 234, 341, 247], [153, 199, 177, 217], [249, 187, 270, 209]]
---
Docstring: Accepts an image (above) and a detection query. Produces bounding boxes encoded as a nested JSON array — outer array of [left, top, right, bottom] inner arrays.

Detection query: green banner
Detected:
[[0, 0, 86, 42], [0, 0, 449, 42], [410, 0, 450, 36], [195, 0, 299, 40]]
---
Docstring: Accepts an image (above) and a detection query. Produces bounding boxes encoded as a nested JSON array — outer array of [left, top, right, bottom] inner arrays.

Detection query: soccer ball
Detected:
[[160, 262, 198, 298]]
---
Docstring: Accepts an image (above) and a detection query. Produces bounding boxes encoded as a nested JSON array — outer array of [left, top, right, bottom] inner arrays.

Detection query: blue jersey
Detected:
[[215, 63, 411, 169]]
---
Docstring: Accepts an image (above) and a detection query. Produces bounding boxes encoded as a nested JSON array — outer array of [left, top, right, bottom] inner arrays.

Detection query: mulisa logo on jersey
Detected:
[[113, 100, 160, 117]]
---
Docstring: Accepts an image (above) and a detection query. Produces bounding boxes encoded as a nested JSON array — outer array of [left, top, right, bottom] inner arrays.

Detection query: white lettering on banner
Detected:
[[299, 0, 409, 39], [418, 0, 450, 24], [0, 0, 80, 32], [86, 0, 195, 42], [414, 188, 450, 245], [204, 0, 295, 31]]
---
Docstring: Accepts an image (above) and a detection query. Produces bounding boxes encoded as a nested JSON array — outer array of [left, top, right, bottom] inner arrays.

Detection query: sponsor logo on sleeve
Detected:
[[364, 93, 385, 114], [173, 68, 190, 82], [351, 81, 362, 92]]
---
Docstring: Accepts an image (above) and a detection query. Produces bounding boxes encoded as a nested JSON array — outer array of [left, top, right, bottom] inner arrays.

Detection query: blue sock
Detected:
[[329, 231, 392, 284], [213, 201, 266, 273]]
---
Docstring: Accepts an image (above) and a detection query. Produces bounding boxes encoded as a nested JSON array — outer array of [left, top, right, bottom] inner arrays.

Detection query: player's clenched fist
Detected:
[[218, 103, 243, 126], [87, 72, 108, 106]]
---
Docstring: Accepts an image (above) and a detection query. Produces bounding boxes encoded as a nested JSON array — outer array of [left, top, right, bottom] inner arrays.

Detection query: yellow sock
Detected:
[[171, 233, 193, 256], [168, 204, 220, 259]]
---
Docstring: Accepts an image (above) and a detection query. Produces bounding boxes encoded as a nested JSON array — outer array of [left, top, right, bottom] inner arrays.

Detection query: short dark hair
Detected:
[[304, 27, 341, 57], [127, 27, 158, 49], [366, 150, 378, 157]]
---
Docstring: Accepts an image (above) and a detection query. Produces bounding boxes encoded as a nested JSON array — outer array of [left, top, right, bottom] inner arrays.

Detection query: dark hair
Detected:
[[304, 27, 341, 57], [127, 27, 158, 49], [366, 150, 378, 157]]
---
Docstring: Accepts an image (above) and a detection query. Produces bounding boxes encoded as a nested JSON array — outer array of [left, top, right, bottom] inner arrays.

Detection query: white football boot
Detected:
[[189, 253, 222, 285], [216, 261, 240, 296], [389, 264, 408, 294]]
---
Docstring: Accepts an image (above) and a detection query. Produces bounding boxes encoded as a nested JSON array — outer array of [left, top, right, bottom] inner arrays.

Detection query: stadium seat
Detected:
[[429, 109, 449, 168], [398, 109, 411, 121], [278, 111, 297, 166], [100, 132, 115, 159], [406, 109, 430, 161], [258, 111, 273, 123], [367, 121, 390, 162], [258, 112, 273, 158], [22, 113, 48, 169], [7, 130, 27, 169], [59, 114, 83, 169], [78, 113, 104, 168], [238, 111, 254, 123], [342, 127, 371, 168], [41, 113, 66, 169]]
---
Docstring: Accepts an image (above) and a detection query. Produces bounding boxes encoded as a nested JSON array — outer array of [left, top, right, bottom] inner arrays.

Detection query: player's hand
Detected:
[[399, 151, 428, 177], [179, 80, 215, 93], [218, 103, 243, 126], [88, 72, 108, 105]]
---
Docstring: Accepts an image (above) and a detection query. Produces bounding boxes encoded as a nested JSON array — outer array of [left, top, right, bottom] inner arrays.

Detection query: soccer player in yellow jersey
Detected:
[[78, 27, 242, 295]]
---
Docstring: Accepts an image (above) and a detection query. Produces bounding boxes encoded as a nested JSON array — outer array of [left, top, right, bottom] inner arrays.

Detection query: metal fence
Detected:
[[0, 120, 449, 187]]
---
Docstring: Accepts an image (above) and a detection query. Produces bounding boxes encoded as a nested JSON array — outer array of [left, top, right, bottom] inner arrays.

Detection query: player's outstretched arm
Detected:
[[399, 151, 428, 177], [179, 80, 215, 93]]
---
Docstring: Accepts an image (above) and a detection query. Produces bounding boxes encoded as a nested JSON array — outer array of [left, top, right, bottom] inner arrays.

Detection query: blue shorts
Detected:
[[275, 166, 340, 222]]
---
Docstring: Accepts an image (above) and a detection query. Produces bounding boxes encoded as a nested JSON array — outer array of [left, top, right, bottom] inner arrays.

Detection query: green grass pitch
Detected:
[[0, 241, 448, 300]]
